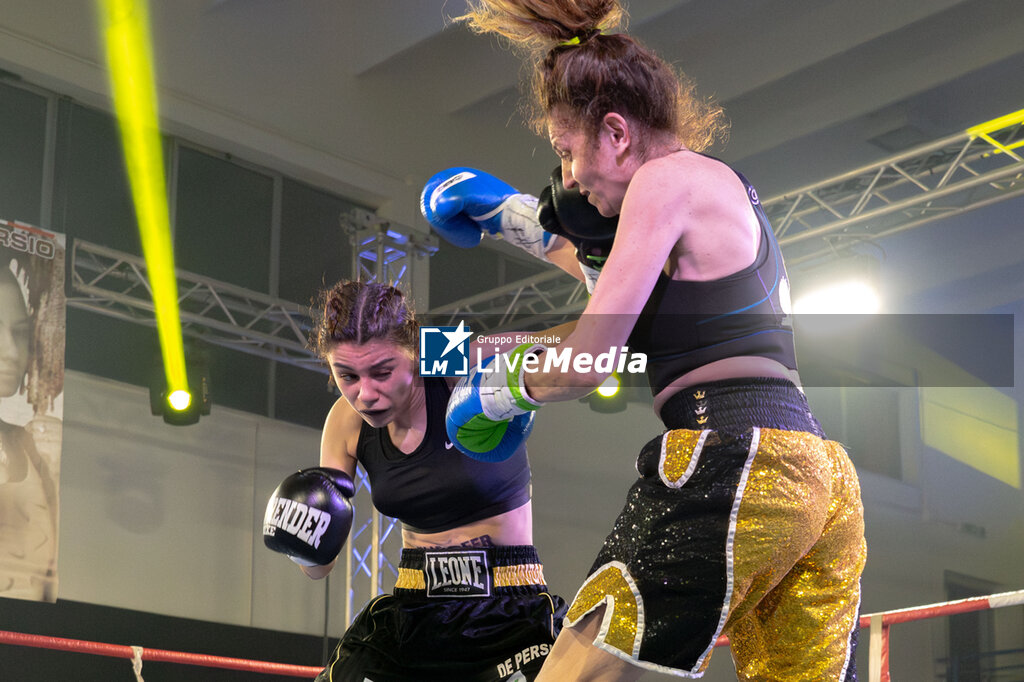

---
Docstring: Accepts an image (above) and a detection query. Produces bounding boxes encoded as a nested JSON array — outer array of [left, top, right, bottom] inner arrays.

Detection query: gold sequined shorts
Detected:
[[564, 379, 866, 680]]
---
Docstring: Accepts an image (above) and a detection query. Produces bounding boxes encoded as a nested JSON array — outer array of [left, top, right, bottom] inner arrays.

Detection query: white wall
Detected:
[[58, 370, 328, 634]]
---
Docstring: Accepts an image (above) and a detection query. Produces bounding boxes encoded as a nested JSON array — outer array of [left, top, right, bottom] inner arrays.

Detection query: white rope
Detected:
[[130, 645, 144, 681]]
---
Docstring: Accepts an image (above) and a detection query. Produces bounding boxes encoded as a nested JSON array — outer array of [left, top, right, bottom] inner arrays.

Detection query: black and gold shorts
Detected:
[[318, 545, 566, 682], [565, 379, 866, 681]]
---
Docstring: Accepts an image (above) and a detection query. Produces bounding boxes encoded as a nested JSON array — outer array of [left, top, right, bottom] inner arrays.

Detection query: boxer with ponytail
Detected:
[[424, 1, 867, 679]]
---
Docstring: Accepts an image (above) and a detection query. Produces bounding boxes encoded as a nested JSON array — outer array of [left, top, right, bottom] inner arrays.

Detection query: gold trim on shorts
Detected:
[[395, 562, 546, 591]]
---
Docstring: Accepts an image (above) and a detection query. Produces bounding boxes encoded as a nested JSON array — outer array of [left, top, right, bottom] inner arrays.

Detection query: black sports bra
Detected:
[[627, 165, 797, 395], [355, 377, 531, 533]]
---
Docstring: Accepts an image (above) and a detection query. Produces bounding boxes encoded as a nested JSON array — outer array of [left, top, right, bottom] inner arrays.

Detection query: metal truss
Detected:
[[68, 239, 321, 371], [427, 268, 590, 333], [342, 206, 439, 284], [67, 210, 438, 627], [337, 208, 436, 624], [765, 109, 1024, 266], [341, 464, 403, 626], [427, 108, 1024, 329]]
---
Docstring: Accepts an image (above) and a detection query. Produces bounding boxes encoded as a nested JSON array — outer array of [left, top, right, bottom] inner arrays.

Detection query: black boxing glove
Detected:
[[537, 166, 617, 276], [263, 467, 355, 567]]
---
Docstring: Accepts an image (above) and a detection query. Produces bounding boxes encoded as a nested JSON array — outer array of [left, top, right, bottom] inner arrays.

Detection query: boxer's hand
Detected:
[[421, 167, 555, 260], [263, 468, 355, 567], [446, 344, 544, 462]]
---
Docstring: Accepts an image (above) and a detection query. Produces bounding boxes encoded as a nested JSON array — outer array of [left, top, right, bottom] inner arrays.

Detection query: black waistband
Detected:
[[398, 545, 541, 569], [658, 377, 824, 437], [395, 545, 547, 598]]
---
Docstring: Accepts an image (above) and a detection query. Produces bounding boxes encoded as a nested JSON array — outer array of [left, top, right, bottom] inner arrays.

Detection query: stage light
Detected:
[[790, 253, 883, 315], [149, 349, 211, 426], [150, 373, 210, 426], [584, 374, 627, 413], [793, 279, 881, 315], [596, 374, 620, 398], [98, 0, 191, 407], [166, 389, 191, 412]]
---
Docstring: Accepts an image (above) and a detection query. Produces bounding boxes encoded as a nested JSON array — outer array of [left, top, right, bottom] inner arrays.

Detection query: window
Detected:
[[0, 81, 47, 226]]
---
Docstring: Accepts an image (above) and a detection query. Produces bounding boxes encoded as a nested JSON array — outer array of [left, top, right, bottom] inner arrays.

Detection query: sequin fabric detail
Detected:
[[726, 429, 866, 681], [659, 429, 708, 487], [567, 379, 865, 679], [572, 434, 750, 674], [565, 561, 643, 659]]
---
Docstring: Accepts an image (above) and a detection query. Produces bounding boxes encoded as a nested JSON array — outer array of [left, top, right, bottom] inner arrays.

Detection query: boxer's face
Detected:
[[329, 339, 417, 428], [548, 111, 633, 217], [0, 278, 29, 398]]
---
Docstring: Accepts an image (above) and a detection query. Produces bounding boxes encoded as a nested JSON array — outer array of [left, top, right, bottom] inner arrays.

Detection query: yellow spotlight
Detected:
[[166, 389, 192, 412], [98, 0, 189, 404], [596, 374, 621, 398]]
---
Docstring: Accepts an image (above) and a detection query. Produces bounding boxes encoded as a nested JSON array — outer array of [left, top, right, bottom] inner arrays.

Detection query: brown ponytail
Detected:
[[458, 0, 624, 51], [458, 0, 727, 153]]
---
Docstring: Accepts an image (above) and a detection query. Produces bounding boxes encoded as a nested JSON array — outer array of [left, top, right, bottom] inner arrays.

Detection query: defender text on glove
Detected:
[[264, 497, 333, 549]]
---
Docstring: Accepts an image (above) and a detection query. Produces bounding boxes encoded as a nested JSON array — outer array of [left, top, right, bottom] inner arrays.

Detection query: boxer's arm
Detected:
[[297, 398, 362, 579]]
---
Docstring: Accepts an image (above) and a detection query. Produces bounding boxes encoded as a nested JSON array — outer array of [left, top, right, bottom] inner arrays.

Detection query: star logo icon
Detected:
[[418, 321, 473, 377], [440, 320, 473, 358]]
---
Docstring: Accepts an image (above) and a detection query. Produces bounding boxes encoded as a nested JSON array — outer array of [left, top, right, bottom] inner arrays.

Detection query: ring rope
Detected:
[[710, 589, 1024, 651], [3, 588, 1022, 680], [0, 629, 321, 677]]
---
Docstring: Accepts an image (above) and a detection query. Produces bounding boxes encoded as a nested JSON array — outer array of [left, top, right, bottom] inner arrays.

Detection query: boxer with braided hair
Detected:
[[428, 1, 867, 680], [264, 279, 566, 681]]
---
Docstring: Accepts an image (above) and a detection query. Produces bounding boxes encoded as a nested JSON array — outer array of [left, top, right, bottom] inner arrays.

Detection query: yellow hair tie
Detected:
[[559, 28, 603, 47]]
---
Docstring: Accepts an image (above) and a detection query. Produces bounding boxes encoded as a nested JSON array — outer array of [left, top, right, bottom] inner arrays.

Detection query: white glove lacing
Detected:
[[486, 195, 554, 262]]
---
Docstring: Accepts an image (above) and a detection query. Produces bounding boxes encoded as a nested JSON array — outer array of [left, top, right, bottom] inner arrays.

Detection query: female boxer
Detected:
[[269, 279, 566, 682], [431, 1, 868, 680]]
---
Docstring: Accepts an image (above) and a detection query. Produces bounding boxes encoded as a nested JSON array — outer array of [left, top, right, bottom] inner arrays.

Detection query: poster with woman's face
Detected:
[[0, 219, 65, 603]]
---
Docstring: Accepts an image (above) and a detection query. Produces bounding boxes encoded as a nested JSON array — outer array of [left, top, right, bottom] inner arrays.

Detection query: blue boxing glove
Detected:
[[420, 167, 556, 261], [263, 468, 355, 567], [446, 344, 546, 462]]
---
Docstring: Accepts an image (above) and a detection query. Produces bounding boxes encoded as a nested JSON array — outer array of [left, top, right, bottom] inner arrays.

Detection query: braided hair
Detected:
[[311, 280, 418, 364]]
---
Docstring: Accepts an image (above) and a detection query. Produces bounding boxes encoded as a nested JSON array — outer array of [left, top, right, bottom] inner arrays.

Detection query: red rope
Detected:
[[0, 630, 320, 678], [714, 590, 1024, 649], [3, 589, 1022, 674], [859, 591, 1024, 627]]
